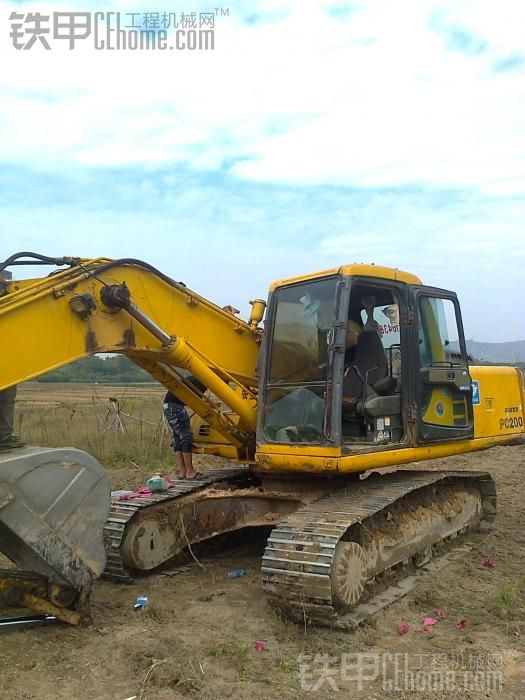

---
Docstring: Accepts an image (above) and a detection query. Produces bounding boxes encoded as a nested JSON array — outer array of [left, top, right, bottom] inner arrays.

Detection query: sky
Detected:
[[1, 0, 524, 342]]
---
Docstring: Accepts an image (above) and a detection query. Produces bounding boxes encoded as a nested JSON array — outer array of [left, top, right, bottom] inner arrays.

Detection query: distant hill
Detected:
[[465, 339, 525, 364]]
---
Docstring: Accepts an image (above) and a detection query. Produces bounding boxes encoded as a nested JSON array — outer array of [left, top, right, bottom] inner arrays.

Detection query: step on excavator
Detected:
[[0, 252, 523, 626]]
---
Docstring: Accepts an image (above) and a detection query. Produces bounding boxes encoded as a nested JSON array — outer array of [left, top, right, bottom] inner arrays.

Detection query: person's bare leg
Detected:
[[182, 451, 196, 479], [174, 451, 185, 478]]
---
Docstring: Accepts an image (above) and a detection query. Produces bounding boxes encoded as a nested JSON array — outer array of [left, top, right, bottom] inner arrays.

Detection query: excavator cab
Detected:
[[259, 268, 474, 456]]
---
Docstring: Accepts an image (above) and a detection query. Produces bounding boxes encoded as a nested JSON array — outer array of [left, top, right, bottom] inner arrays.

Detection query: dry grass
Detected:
[[16, 382, 173, 472]]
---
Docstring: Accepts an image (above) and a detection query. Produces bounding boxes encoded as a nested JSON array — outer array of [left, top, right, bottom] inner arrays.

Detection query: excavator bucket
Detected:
[[0, 446, 110, 619]]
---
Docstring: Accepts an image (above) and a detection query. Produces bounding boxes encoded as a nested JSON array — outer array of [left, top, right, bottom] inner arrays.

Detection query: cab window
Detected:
[[264, 277, 338, 443], [418, 297, 461, 365]]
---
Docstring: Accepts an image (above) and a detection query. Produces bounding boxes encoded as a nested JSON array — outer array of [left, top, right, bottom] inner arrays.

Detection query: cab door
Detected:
[[410, 286, 474, 443]]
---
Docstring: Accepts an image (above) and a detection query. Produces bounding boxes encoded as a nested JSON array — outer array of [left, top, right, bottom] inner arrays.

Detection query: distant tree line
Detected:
[[35, 354, 523, 384], [36, 355, 154, 383]]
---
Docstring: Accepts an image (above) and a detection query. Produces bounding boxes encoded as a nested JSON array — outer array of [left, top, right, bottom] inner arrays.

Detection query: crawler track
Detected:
[[261, 470, 496, 627], [103, 466, 250, 581]]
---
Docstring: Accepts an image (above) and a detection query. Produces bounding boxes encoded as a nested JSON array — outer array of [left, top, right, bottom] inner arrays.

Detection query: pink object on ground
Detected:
[[117, 477, 183, 501], [397, 621, 409, 635], [455, 618, 469, 630], [482, 557, 496, 568], [423, 616, 438, 626], [118, 486, 153, 501], [254, 641, 266, 652]]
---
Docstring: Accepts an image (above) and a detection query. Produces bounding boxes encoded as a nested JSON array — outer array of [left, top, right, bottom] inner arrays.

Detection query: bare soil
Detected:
[[1, 385, 524, 699]]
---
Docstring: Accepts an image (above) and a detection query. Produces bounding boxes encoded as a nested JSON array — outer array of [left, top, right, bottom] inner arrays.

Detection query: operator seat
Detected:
[[343, 331, 400, 417], [343, 331, 388, 397]]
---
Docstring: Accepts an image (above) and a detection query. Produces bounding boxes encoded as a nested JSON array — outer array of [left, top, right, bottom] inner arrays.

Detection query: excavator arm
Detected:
[[0, 253, 265, 623], [0, 254, 264, 454]]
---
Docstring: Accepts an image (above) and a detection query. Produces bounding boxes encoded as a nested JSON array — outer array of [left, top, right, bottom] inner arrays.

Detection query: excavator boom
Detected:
[[1, 255, 263, 455]]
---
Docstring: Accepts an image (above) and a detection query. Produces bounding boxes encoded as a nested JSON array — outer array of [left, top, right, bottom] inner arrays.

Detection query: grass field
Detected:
[[16, 382, 176, 475]]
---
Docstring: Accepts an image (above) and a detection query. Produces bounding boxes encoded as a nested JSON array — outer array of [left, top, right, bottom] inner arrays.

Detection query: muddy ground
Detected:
[[0, 444, 523, 699]]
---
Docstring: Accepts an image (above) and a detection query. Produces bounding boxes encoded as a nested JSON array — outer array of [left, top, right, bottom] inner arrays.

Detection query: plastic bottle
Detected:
[[225, 568, 246, 578], [146, 475, 169, 492], [111, 490, 134, 499], [134, 596, 148, 610]]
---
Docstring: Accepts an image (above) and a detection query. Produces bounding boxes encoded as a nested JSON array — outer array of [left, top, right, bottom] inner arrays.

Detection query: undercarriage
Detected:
[[0, 448, 496, 627], [262, 470, 495, 627], [106, 465, 496, 628]]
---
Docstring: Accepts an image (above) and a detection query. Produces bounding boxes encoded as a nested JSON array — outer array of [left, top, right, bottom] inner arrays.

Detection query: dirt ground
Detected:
[[1, 388, 524, 699]]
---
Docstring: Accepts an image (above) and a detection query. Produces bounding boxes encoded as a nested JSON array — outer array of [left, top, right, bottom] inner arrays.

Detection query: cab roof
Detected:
[[269, 263, 422, 292]]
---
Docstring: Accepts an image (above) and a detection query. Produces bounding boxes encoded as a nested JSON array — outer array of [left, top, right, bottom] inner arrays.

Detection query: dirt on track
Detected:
[[0, 444, 523, 700]]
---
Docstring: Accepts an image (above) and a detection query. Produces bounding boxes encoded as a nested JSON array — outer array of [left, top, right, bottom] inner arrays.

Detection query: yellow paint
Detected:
[[471, 365, 525, 438], [1, 260, 261, 447], [254, 433, 521, 474], [1, 262, 260, 388], [421, 387, 467, 427], [269, 263, 422, 291], [257, 443, 342, 458]]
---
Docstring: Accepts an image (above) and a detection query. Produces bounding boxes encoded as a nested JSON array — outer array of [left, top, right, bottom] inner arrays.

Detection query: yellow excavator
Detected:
[[0, 252, 523, 627]]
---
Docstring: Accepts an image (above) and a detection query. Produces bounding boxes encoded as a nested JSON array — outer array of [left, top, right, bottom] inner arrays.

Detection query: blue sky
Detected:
[[1, 0, 524, 341]]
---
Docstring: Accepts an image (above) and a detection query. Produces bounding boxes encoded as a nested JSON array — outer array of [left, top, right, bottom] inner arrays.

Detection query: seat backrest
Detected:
[[343, 331, 388, 399]]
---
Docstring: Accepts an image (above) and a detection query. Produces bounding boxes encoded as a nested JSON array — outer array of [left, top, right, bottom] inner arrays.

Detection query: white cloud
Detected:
[[1, 0, 524, 343], [0, 0, 524, 195]]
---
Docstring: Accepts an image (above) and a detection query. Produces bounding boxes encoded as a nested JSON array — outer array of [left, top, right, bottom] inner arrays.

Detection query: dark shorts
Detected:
[[163, 402, 193, 453]]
